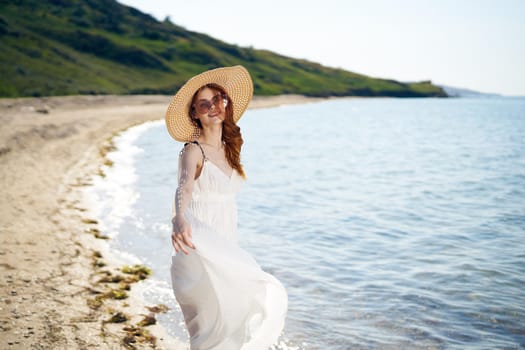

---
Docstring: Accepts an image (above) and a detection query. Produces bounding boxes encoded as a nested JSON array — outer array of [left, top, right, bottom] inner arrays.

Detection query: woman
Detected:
[[165, 66, 288, 350]]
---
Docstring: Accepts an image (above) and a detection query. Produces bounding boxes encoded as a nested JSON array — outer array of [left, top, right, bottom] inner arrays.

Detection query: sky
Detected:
[[118, 0, 525, 96]]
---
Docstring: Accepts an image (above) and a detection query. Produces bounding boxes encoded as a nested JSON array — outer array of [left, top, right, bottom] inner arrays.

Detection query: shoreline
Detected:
[[0, 94, 327, 349]]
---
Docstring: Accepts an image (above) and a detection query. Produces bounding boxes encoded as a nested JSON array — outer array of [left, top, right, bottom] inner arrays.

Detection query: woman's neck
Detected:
[[198, 125, 223, 149]]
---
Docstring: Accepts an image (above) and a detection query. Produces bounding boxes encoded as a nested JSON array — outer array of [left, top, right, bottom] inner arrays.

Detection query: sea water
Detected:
[[86, 97, 525, 349]]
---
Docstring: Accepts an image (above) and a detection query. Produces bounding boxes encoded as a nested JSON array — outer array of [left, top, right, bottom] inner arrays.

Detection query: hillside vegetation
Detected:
[[0, 0, 447, 98]]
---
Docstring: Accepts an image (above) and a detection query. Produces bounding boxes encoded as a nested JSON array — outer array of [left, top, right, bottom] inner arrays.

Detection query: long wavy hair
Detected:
[[190, 83, 246, 178]]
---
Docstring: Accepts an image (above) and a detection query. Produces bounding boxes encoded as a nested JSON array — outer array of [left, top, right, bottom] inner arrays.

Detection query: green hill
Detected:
[[0, 0, 447, 98]]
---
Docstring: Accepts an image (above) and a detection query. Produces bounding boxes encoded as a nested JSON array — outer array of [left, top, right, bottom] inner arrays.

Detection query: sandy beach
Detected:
[[0, 94, 324, 349]]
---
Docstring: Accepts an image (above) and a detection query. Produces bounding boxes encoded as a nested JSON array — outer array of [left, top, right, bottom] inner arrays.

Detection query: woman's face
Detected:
[[192, 87, 227, 127]]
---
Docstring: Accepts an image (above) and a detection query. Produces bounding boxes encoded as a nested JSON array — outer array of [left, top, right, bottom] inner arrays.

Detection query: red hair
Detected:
[[190, 83, 246, 178]]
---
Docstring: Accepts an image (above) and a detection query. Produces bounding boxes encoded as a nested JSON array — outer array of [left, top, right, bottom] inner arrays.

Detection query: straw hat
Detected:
[[165, 65, 253, 142]]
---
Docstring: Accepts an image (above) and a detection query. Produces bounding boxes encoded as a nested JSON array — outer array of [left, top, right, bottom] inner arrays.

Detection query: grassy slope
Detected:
[[0, 0, 446, 98]]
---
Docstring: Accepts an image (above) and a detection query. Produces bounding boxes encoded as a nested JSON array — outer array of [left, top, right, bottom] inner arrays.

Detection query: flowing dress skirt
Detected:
[[171, 161, 288, 349]]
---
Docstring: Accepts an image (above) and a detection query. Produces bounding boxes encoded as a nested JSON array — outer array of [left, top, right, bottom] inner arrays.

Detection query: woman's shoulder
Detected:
[[179, 141, 205, 161]]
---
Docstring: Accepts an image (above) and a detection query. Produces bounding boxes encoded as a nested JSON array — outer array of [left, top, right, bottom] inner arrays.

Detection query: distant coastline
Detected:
[[439, 85, 503, 98]]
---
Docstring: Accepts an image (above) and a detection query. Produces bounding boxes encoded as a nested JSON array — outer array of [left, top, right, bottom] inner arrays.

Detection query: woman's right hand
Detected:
[[171, 215, 196, 255]]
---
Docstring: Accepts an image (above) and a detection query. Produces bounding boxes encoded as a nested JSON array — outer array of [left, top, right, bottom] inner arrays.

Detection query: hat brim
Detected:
[[165, 65, 253, 142]]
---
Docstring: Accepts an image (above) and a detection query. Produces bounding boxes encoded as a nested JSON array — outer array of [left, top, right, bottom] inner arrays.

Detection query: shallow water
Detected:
[[86, 97, 525, 349]]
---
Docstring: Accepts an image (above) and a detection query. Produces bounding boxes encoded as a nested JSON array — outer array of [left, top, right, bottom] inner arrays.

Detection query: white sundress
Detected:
[[170, 145, 288, 350]]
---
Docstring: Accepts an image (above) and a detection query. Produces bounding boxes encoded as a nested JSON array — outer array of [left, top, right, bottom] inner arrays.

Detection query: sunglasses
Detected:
[[193, 93, 228, 115]]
